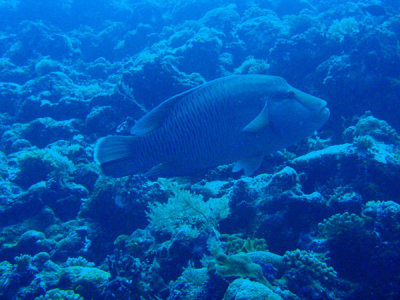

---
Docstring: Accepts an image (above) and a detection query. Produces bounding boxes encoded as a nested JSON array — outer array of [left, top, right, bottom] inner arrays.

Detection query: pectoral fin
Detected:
[[242, 100, 269, 133], [232, 156, 264, 176]]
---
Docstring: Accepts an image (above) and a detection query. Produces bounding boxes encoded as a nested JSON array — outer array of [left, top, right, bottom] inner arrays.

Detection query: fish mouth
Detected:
[[316, 104, 330, 123], [298, 97, 330, 122], [320, 103, 329, 115]]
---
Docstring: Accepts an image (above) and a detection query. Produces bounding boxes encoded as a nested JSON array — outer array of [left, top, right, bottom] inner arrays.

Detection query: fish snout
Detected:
[[319, 105, 330, 122], [295, 89, 330, 124], [317, 99, 327, 111], [295, 89, 322, 109], [312, 99, 330, 124]]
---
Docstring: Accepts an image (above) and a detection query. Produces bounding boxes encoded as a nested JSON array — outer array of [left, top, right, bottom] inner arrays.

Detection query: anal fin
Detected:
[[145, 162, 175, 178], [232, 156, 264, 176]]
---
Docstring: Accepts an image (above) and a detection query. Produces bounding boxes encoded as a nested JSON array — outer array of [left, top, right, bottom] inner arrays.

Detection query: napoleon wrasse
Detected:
[[95, 75, 330, 178]]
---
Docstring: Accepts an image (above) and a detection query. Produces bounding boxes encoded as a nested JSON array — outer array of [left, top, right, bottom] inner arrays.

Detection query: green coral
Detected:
[[215, 252, 267, 284], [205, 238, 270, 287], [147, 183, 229, 239], [221, 234, 268, 255]]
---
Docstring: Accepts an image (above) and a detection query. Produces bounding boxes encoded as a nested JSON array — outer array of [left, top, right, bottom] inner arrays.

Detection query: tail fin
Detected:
[[94, 135, 140, 177]]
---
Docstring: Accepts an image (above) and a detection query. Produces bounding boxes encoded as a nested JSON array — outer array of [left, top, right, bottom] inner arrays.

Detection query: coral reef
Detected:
[[0, 0, 399, 298]]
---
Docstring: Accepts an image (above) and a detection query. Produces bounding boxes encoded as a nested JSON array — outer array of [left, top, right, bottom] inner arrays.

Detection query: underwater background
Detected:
[[0, 0, 400, 299]]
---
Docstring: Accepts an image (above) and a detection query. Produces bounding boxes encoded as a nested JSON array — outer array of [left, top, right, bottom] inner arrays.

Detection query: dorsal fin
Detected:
[[242, 100, 269, 133], [130, 76, 245, 136], [131, 95, 179, 135], [131, 84, 207, 136]]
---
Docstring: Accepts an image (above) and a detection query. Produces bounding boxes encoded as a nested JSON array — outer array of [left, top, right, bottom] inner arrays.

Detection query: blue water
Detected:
[[0, 1, 399, 299]]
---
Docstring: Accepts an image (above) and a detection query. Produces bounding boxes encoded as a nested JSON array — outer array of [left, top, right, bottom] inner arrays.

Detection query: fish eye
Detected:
[[286, 91, 295, 98], [275, 90, 295, 100]]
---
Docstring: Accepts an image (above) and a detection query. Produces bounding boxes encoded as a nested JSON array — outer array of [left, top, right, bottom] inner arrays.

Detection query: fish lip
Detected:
[[319, 103, 328, 113], [318, 105, 330, 122], [316, 101, 328, 114]]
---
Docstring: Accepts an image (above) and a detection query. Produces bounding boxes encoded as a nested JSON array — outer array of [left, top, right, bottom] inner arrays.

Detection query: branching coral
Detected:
[[147, 184, 229, 239]]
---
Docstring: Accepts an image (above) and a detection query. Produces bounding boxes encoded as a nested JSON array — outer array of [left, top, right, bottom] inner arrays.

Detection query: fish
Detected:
[[94, 74, 330, 178]]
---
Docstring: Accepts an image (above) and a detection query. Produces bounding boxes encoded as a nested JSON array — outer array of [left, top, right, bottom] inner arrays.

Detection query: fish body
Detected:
[[95, 75, 329, 177]]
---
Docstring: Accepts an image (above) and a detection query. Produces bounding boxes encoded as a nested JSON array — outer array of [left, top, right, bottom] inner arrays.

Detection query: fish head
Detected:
[[267, 81, 330, 143]]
